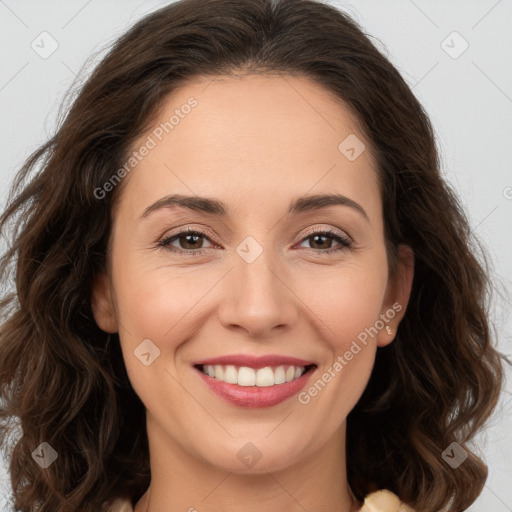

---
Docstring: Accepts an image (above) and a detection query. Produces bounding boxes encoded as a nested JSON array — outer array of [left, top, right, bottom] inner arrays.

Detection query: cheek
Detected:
[[110, 258, 228, 395], [111, 264, 208, 415], [293, 257, 389, 345], [291, 259, 387, 412], [295, 284, 383, 440], [113, 267, 210, 361]]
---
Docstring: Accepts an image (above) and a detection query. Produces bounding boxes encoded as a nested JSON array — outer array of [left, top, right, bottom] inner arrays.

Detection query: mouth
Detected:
[[193, 363, 317, 387], [193, 363, 318, 408]]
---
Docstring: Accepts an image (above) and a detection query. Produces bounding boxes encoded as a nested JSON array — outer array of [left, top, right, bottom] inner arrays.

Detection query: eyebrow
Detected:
[[139, 193, 369, 222]]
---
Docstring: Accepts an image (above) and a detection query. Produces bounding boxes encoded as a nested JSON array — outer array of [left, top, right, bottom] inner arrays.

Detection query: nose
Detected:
[[216, 244, 299, 339]]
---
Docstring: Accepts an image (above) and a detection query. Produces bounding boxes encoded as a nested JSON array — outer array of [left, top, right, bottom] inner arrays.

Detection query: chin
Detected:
[[196, 435, 311, 474]]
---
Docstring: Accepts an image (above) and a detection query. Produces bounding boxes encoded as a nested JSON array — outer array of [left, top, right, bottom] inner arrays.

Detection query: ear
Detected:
[[91, 271, 118, 333], [376, 244, 414, 348]]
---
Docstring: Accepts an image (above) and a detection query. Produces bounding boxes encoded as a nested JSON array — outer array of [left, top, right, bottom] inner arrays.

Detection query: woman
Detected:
[[0, 0, 507, 511]]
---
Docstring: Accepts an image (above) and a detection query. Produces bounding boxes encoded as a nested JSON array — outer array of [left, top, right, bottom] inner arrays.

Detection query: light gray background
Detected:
[[1, 0, 511, 510]]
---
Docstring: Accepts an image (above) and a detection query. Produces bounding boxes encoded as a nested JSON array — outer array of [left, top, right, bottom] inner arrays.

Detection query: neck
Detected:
[[135, 413, 361, 512]]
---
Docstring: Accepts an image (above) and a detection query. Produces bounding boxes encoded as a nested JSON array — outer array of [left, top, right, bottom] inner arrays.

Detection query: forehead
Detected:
[[118, 74, 381, 223]]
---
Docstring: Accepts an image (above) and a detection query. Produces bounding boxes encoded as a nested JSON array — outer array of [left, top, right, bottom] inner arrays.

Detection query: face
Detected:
[[92, 74, 414, 475]]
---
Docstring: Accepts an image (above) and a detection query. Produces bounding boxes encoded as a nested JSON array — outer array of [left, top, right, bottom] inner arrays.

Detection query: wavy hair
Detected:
[[0, 0, 508, 510]]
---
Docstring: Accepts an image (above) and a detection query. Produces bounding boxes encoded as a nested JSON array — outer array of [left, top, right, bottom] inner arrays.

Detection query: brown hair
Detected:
[[0, 0, 509, 510]]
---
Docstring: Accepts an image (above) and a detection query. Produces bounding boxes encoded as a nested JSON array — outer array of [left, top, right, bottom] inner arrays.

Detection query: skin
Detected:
[[92, 74, 414, 512]]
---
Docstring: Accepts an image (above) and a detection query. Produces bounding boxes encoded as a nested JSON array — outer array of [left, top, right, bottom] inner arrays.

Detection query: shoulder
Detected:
[[360, 489, 416, 511], [102, 489, 415, 512]]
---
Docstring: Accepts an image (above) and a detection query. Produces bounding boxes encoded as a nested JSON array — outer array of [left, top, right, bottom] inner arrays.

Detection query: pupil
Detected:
[[312, 234, 330, 249], [183, 234, 201, 249]]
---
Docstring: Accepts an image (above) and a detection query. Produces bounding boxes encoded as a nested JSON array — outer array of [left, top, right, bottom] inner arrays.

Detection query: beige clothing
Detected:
[[102, 489, 415, 511]]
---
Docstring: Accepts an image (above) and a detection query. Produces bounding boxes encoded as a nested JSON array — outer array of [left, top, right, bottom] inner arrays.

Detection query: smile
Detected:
[[196, 363, 316, 387], [193, 361, 317, 408]]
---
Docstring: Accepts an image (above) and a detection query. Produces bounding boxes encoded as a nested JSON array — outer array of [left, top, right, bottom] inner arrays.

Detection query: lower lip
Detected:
[[195, 367, 315, 408]]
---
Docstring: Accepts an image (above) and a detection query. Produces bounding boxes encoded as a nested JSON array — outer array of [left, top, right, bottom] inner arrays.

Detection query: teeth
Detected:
[[256, 367, 274, 387], [274, 365, 286, 384], [224, 365, 238, 384], [238, 366, 256, 386], [201, 364, 308, 386]]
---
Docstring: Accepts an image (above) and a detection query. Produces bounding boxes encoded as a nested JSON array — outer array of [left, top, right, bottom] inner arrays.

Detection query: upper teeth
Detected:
[[201, 364, 306, 386]]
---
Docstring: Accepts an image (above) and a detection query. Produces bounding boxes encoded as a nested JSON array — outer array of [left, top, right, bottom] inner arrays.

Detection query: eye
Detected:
[[157, 226, 352, 256], [296, 228, 352, 254], [158, 227, 215, 256]]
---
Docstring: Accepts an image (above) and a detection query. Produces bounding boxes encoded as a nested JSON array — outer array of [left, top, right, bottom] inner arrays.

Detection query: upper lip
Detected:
[[193, 354, 316, 369]]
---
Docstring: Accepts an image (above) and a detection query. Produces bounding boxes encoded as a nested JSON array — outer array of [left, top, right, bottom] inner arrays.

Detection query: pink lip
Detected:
[[193, 354, 315, 369], [194, 366, 316, 408]]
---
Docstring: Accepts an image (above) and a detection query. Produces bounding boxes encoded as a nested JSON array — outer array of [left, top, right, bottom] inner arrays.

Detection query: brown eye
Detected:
[[158, 228, 214, 255], [298, 229, 352, 253]]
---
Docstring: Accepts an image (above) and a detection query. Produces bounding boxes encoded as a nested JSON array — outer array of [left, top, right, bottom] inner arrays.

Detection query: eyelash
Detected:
[[157, 227, 352, 256]]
